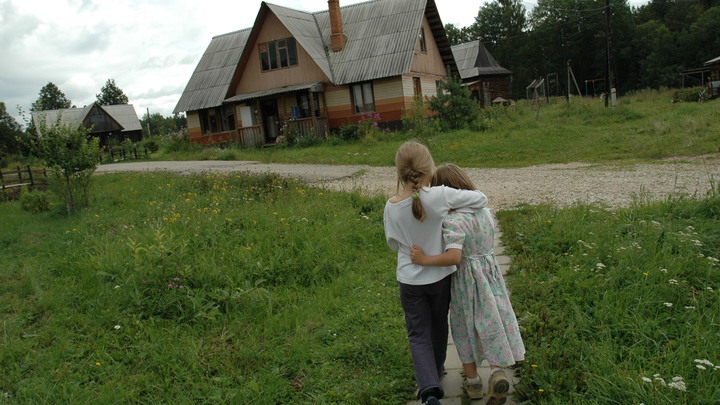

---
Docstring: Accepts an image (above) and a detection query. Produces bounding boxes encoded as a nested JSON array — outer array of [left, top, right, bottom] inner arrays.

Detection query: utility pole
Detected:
[[604, 0, 616, 107], [146, 107, 151, 135]]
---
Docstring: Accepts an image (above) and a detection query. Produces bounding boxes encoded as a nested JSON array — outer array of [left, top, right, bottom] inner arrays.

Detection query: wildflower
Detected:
[[643, 272, 649, 276], [641, 377, 652, 383], [531, 364, 538, 368], [596, 263, 606, 269], [664, 302, 673, 307], [694, 359, 714, 367], [668, 376, 686, 391], [697, 365, 707, 370], [114, 325, 121, 330], [173, 277, 180, 281], [660, 268, 667, 273], [669, 279, 679, 285], [178, 286, 185, 290], [685, 306, 695, 309], [538, 389, 544, 392], [96, 362, 101, 366]]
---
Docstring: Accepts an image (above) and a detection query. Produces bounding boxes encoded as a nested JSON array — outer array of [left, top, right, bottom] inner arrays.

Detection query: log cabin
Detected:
[[452, 40, 512, 108]]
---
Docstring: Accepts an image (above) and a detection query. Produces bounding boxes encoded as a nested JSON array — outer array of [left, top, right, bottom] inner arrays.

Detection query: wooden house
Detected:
[[452, 40, 512, 107], [31, 103, 143, 147], [173, 0, 457, 146]]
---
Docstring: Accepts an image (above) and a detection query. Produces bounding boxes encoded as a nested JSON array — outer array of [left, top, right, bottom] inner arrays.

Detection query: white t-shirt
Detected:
[[383, 186, 488, 285]]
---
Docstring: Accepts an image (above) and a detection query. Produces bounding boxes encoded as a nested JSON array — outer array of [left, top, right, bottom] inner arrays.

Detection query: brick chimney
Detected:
[[328, 0, 346, 52]]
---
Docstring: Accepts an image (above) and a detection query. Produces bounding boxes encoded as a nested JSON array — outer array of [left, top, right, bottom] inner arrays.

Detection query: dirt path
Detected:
[[98, 155, 720, 209]]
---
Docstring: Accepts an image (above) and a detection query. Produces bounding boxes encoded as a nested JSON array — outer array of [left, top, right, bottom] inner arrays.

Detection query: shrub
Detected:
[[427, 75, 480, 130], [402, 96, 441, 143], [674, 87, 704, 102], [20, 187, 51, 213]]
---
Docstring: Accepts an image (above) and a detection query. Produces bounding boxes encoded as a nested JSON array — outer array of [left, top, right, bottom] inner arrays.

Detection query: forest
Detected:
[[445, 0, 720, 98]]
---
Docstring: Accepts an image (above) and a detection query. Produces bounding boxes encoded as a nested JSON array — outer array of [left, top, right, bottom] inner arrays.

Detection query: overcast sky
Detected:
[[0, 0, 647, 125]]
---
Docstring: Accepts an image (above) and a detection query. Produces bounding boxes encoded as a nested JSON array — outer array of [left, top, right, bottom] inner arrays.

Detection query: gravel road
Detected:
[[97, 155, 720, 209]]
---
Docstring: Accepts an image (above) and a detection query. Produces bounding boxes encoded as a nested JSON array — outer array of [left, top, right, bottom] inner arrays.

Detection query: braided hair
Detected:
[[395, 142, 435, 221]]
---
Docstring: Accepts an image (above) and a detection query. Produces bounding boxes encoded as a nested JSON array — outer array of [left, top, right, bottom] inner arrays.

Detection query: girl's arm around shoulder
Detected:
[[438, 186, 488, 211]]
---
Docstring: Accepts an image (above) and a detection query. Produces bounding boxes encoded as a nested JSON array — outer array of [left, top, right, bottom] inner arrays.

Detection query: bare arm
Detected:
[[410, 245, 461, 266]]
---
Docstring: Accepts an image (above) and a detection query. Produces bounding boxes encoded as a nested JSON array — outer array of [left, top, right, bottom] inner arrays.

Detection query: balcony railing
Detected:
[[283, 116, 328, 139]]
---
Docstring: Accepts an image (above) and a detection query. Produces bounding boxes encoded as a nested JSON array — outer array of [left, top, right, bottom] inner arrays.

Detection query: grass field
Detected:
[[149, 90, 720, 168], [2, 89, 719, 403]]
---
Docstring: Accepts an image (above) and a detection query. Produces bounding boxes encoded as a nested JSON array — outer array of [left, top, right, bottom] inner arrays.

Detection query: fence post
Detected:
[[17, 166, 22, 181], [0, 170, 5, 190], [27, 165, 35, 186]]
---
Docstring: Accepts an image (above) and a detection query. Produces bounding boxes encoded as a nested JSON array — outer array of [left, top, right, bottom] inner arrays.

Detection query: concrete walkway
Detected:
[[407, 228, 519, 405]]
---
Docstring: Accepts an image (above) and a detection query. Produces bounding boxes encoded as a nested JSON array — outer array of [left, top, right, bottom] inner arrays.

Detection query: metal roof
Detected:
[[318, 0, 427, 84], [452, 40, 512, 79], [173, 29, 251, 113], [705, 55, 720, 66], [225, 82, 324, 103], [32, 104, 142, 132], [175, 0, 456, 113]]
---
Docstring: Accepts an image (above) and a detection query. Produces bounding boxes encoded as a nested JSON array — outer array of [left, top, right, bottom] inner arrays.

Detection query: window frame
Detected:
[[259, 37, 298, 72], [350, 82, 375, 114]]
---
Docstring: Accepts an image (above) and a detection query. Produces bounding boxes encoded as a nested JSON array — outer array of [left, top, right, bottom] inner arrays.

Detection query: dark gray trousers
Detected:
[[399, 275, 451, 398]]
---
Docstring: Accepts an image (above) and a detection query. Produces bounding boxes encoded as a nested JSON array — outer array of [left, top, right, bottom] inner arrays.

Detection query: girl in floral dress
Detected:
[[410, 163, 525, 404]]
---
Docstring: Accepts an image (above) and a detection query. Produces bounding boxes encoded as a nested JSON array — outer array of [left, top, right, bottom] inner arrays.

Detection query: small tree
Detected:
[[27, 114, 101, 214], [32, 82, 73, 111], [427, 75, 479, 130], [0, 101, 23, 157], [96, 79, 129, 105]]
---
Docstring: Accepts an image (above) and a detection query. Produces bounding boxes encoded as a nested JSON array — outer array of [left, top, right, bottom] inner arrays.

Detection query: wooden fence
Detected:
[[0, 166, 49, 191]]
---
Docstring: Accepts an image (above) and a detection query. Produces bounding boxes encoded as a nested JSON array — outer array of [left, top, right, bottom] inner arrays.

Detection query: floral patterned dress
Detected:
[[444, 208, 525, 367]]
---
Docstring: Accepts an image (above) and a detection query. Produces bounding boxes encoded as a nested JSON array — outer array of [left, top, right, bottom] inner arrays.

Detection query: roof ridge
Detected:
[[212, 27, 252, 39]]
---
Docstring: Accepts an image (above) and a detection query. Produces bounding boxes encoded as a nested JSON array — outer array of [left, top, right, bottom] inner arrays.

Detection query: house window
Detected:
[[413, 77, 422, 96], [260, 38, 298, 72], [351, 82, 375, 114], [419, 28, 427, 53]]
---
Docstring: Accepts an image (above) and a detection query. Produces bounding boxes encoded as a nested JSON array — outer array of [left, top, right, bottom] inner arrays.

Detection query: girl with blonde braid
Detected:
[[383, 142, 488, 405]]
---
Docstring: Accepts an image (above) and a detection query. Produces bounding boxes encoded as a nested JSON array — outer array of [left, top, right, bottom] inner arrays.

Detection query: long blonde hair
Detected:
[[395, 141, 435, 221], [432, 163, 476, 190]]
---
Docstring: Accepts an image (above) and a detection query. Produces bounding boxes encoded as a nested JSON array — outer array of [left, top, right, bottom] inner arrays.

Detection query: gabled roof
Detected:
[[174, 29, 252, 113], [174, 0, 456, 113], [31, 103, 142, 132], [705, 55, 720, 66], [452, 40, 512, 79]]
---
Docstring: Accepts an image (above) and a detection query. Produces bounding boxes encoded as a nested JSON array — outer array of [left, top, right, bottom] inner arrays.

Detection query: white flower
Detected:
[[668, 376, 686, 391], [114, 285, 120, 289], [697, 365, 707, 370], [641, 377, 652, 383], [694, 359, 714, 367], [685, 306, 695, 309], [669, 279, 679, 285], [596, 263, 606, 269], [664, 302, 673, 307], [114, 325, 121, 330], [660, 268, 668, 273]]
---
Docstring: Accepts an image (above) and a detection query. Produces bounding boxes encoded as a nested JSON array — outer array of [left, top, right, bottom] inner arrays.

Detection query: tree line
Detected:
[[446, 0, 720, 98]]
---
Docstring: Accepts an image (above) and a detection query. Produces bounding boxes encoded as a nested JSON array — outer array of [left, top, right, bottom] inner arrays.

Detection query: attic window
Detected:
[[260, 38, 298, 72], [419, 28, 427, 53]]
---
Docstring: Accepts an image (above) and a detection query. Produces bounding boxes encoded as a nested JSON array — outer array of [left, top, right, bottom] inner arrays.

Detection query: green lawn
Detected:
[[150, 90, 720, 168]]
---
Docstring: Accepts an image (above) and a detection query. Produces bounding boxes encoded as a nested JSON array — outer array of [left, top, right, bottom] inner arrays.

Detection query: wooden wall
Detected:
[[234, 12, 330, 95]]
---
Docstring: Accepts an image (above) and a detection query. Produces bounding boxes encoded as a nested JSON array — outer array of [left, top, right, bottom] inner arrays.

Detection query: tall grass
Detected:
[[149, 90, 720, 168], [498, 189, 720, 403], [0, 172, 413, 403]]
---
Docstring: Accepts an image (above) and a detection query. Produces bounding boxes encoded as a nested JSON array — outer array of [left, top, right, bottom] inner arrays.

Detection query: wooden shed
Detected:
[[451, 41, 512, 107], [31, 103, 143, 147]]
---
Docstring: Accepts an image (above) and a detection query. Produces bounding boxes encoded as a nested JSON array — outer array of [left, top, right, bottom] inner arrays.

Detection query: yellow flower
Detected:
[[532, 364, 538, 368], [538, 389, 545, 392], [95, 362, 101, 366], [245, 246, 252, 251], [643, 272, 649, 276]]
